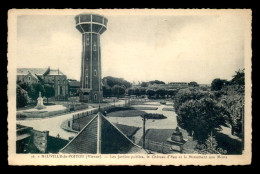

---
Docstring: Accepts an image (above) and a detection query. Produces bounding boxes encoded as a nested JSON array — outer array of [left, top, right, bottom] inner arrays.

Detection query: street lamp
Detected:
[[98, 93, 101, 112]]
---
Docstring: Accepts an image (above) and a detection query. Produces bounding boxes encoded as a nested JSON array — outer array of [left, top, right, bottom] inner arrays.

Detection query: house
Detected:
[[68, 79, 80, 97], [17, 68, 46, 84], [17, 67, 69, 100], [60, 112, 147, 154]]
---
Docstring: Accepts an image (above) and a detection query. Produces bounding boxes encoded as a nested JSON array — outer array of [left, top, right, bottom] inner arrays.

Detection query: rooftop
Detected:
[[48, 69, 64, 76], [17, 68, 47, 76], [60, 112, 146, 154], [114, 123, 140, 138], [17, 67, 65, 76], [68, 80, 80, 87]]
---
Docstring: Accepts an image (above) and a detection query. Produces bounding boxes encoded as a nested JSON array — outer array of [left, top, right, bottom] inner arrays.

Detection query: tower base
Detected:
[[79, 88, 103, 103]]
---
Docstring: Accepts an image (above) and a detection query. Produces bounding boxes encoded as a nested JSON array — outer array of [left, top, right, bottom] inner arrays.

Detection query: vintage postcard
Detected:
[[8, 9, 252, 165]]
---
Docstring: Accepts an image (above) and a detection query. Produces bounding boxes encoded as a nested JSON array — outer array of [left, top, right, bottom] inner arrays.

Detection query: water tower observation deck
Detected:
[[75, 14, 108, 35]]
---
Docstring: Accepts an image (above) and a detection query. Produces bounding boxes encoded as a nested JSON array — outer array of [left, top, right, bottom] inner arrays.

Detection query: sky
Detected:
[[17, 12, 246, 84]]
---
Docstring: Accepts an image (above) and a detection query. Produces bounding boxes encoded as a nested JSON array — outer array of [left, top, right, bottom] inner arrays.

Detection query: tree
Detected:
[[155, 88, 167, 99], [102, 76, 131, 88], [112, 85, 125, 98], [167, 89, 178, 98], [218, 85, 244, 136], [43, 84, 55, 104], [174, 88, 214, 112], [177, 97, 227, 142], [126, 88, 134, 96], [134, 88, 140, 96], [17, 85, 28, 108], [17, 81, 29, 91], [148, 80, 165, 85], [146, 89, 155, 99], [211, 78, 226, 91], [140, 82, 148, 87], [216, 69, 245, 137], [231, 69, 244, 86], [103, 85, 112, 97], [188, 81, 199, 87], [139, 87, 147, 96], [27, 83, 45, 103]]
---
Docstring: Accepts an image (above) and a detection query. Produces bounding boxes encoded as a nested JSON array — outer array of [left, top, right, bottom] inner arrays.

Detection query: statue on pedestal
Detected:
[[35, 92, 46, 110], [167, 127, 186, 152]]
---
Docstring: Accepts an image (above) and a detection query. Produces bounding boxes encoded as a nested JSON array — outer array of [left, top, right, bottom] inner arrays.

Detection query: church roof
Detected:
[[60, 112, 146, 154]]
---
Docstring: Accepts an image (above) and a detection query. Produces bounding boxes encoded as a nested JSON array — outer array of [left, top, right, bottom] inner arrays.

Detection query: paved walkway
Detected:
[[106, 101, 177, 144], [219, 126, 242, 142], [18, 100, 125, 140]]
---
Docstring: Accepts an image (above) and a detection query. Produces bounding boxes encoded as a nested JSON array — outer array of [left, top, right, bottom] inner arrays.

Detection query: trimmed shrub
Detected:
[[141, 113, 167, 119]]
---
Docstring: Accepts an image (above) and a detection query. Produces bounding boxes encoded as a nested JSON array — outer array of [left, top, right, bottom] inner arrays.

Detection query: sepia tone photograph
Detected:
[[8, 9, 252, 165]]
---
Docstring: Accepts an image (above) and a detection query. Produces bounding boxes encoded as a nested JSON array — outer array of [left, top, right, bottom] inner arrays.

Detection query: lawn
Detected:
[[215, 132, 242, 155], [135, 103, 160, 106], [105, 107, 134, 113], [194, 132, 243, 155], [106, 110, 146, 117], [17, 104, 36, 111]]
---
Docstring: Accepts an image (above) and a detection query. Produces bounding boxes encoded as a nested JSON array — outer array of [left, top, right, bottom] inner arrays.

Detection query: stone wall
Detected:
[[31, 130, 49, 153]]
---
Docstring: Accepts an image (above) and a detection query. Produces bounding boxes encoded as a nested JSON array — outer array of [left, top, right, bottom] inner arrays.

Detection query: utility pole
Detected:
[[142, 115, 146, 149], [98, 96, 101, 112]]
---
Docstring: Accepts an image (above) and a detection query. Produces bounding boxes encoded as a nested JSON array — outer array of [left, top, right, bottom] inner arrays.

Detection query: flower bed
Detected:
[[141, 113, 167, 119], [106, 110, 146, 117], [162, 108, 174, 111], [131, 106, 158, 110], [105, 107, 134, 114]]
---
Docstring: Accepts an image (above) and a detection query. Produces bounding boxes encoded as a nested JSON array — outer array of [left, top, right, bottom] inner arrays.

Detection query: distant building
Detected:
[[17, 67, 69, 100], [17, 68, 46, 85], [199, 84, 210, 87], [68, 79, 80, 97], [146, 82, 188, 91], [168, 82, 189, 88]]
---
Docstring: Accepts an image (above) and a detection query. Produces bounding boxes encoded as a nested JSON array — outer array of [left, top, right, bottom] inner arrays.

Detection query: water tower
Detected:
[[75, 14, 108, 103]]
